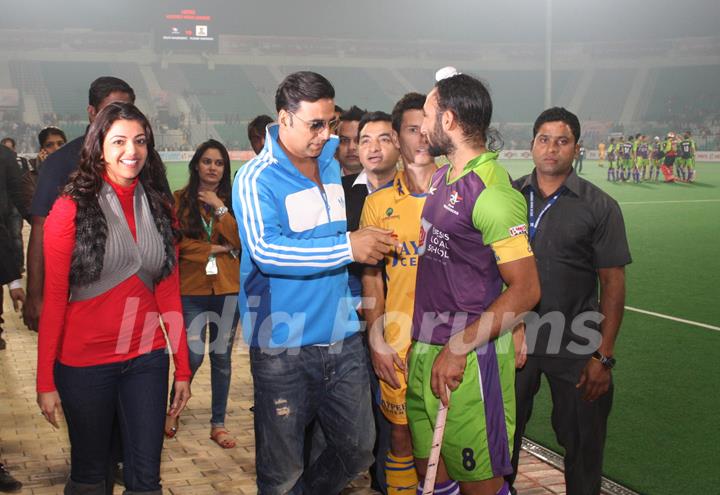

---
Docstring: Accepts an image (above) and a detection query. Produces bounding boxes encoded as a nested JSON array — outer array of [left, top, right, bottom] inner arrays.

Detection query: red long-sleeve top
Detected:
[[37, 177, 192, 393]]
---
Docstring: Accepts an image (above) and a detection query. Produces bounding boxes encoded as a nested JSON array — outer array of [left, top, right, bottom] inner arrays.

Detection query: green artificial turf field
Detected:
[[165, 159, 720, 494]]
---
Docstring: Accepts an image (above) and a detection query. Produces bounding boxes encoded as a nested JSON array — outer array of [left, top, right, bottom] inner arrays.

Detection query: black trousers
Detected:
[[507, 356, 613, 495]]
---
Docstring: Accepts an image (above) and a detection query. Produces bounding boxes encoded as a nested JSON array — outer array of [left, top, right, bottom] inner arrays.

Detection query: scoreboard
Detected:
[[156, 8, 218, 52]]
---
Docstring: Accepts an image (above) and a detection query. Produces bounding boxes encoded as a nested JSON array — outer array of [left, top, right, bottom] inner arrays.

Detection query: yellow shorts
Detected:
[[378, 315, 412, 425]]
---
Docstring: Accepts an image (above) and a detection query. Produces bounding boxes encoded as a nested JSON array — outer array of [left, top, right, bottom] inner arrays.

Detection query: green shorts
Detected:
[[406, 335, 516, 481], [637, 158, 649, 167]]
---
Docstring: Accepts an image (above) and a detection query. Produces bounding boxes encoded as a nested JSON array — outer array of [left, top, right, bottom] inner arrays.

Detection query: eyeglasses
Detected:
[[289, 112, 338, 134]]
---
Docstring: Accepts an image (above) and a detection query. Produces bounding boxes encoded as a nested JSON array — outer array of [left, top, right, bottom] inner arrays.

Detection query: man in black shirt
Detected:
[[508, 108, 631, 495], [23, 77, 136, 331]]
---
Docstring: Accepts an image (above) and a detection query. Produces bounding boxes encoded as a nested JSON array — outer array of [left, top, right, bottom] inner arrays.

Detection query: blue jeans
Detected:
[[170, 294, 239, 427], [55, 349, 169, 494], [250, 332, 375, 495]]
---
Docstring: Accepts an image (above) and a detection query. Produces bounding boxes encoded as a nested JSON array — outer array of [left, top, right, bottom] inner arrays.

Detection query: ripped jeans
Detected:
[[249, 332, 375, 495]]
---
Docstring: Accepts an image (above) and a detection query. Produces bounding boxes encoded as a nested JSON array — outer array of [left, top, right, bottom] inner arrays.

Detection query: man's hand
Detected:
[[23, 294, 42, 331], [431, 345, 467, 407], [576, 358, 611, 401], [37, 391, 62, 428], [369, 333, 404, 389], [168, 381, 191, 417], [9, 288, 26, 312], [512, 322, 527, 369], [198, 190, 224, 210], [349, 227, 395, 264]]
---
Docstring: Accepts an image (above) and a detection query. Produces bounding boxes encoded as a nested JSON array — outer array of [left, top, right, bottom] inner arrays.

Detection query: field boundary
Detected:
[[521, 438, 640, 495], [619, 199, 720, 205], [625, 306, 720, 332]]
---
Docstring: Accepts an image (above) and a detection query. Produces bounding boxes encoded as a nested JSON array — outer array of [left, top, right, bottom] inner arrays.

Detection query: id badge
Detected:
[[205, 255, 218, 276]]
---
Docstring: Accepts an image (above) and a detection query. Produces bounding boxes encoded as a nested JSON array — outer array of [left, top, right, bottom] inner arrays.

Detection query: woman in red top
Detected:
[[37, 102, 191, 495]]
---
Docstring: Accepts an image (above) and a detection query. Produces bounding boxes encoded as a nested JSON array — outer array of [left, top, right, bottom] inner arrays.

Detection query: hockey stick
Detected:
[[422, 386, 451, 495]]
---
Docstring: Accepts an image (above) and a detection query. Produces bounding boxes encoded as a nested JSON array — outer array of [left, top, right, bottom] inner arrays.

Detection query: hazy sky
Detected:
[[2, 0, 719, 44]]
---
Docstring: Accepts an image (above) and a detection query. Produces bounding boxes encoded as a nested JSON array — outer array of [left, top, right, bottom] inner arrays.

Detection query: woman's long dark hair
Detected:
[[64, 101, 178, 284], [175, 139, 233, 240]]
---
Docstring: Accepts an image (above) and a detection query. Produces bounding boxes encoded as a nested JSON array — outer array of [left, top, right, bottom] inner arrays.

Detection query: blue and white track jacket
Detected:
[[233, 124, 359, 348]]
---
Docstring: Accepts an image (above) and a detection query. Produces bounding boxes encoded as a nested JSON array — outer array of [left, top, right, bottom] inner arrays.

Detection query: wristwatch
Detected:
[[592, 351, 616, 369], [215, 206, 228, 217]]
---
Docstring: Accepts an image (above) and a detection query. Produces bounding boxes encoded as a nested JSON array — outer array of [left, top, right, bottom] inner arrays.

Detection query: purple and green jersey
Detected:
[[412, 152, 529, 345]]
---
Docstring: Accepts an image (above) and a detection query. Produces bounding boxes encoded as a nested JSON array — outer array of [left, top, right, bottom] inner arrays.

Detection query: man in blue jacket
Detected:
[[233, 71, 395, 495]]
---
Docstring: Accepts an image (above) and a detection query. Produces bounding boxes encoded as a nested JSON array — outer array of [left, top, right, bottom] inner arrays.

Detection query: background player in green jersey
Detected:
[[606, 138, 617, 182], [650, 136, 664, 181], [677, 132, 696, 182]]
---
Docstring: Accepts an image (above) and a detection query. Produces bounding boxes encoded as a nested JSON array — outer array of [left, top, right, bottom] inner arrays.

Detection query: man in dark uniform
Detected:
[[509, 107, 631, 495]]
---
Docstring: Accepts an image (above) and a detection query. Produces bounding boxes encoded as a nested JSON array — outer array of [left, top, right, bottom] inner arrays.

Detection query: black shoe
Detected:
[[0, 463, 22, 493], [0, 335, 6, 351]]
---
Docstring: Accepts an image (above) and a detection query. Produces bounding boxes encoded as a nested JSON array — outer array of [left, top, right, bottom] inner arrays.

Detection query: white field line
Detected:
[[625, 306, 720, 332], [619, 199, 720, 205]]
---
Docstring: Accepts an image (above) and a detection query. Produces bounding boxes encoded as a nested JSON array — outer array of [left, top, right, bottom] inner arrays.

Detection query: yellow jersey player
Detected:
[[361, 94, 437, 494]]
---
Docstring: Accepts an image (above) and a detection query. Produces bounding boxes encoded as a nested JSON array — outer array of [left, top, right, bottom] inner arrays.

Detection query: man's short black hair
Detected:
[[88, 76, 135, 109], [340, 105, 366, 123], [247, 114, 273, 139], [435, 74, 492, 146], [1, 137, 15, 148], [275, 71, 335, 113], [391, 92, 426, 134], [358, 111, 392, 137], [38, 126, 67, 148], [334, 104, 344, 114], [532, 107, 581, 144]]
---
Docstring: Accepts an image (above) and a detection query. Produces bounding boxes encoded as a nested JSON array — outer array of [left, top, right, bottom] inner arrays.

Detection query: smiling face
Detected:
[[197, 147, 226, 189], [398, 108, 434, 167], [358, 120, 400, 176], [102, 118, 147, 186], [531, 121, 578, 178]]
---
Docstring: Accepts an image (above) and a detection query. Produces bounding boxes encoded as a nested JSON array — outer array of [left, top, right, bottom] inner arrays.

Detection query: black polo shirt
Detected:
[[515, 169, 632, 359], [30, 135, 84, 217]]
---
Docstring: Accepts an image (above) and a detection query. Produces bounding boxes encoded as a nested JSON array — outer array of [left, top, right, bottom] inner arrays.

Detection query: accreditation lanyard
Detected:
[[201, 215, 214, 242], [529, 188, 564, 242], [201, 215, 218, 275]]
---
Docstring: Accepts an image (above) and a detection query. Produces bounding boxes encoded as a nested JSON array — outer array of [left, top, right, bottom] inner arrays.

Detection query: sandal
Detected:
[[164, 414, 179, 438], [210, 428, 236, 449]]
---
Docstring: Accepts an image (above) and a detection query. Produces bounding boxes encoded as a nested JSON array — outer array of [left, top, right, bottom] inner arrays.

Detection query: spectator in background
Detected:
[[1, 137, 30, 320], [0, 140, 27, 493], [336, 105, 366, 176], [20, 127, 67, 214], [166, 139, 241, 449], [246, 114, 274, 155], [333, 104, 344, 122]]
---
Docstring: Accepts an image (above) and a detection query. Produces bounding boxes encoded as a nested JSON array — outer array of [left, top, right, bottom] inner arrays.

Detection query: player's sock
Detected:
[[415, 479, 460, 495], [496, 481, 511, 495], [385, 453, 417, 494]]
